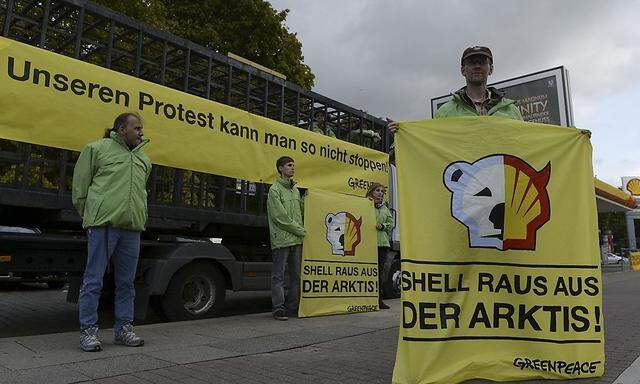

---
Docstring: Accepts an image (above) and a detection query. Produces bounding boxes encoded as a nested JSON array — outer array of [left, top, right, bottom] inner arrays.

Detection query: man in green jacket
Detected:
[[267, 156, 306, 320], [348, 119, 382, 149], [434, 46, 523, 120], [388, 46, 522, 135], [72, 112, 151, 352], [310, 110, 337, 138]]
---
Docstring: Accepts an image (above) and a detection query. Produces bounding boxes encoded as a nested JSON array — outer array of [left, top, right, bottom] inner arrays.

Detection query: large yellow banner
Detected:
[[392, 117, 604, 383], [0, 36, 388, 195], [298, 189, 379, 317]]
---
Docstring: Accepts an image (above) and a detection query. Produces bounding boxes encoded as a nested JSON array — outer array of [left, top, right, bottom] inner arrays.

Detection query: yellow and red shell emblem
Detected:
[[444, 154, 551, 251], [325, 212, 362, 256], [626, 178, 640, 196]]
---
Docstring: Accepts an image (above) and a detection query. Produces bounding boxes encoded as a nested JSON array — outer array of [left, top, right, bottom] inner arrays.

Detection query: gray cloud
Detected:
[[272, 0, 640, 122]]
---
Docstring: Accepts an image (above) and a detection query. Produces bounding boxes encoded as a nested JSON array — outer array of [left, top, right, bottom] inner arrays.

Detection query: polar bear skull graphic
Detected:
[[443, 154, 551, 251], [325, 212, 362, 256]]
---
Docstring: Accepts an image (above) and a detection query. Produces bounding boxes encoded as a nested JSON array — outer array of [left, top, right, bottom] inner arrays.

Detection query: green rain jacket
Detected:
[[348, 129, 378, 148], [72, 132, 151, 231], [267, 177, 306, 250], [374, 202, 394, 247], [434, 87, 523, 120], [310, 121, 337, 138]]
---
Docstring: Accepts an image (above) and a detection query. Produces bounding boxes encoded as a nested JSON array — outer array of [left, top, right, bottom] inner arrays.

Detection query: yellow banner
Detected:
[[392, 117, 604, 383], [298, 189, 379, 317], [0, 36, 388, 195], [630, 252, 640, 271]]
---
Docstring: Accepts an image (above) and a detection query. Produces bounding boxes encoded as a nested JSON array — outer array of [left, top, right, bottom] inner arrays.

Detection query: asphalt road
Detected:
[[0, 282, 272, 338]]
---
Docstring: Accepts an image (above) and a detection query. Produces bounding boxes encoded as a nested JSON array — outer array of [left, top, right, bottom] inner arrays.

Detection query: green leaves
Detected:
[[95, 0, 315, 88]]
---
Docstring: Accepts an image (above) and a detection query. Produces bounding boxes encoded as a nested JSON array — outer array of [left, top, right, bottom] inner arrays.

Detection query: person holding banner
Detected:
[[311, 110, 337, 138], [388, 46, 522, 136], [388, 46, 591, 137], [72, 112, 150, 352], [367, 183, 394, 310], [267, 156, 307, 321], [434, 46, 523, 119], [348, 119, 382, 149]]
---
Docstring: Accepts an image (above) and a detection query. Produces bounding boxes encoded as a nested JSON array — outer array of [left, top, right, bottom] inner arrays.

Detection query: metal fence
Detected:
[[0, 0, 389, 232]]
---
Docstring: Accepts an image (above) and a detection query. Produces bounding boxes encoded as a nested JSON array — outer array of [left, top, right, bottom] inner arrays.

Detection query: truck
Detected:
[[0, 0, 401, 321]]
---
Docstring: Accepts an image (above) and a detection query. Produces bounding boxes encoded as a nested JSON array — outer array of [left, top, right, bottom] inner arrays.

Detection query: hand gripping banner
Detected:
[[392, 117, 604, 383], [298, 189, 379, 317]]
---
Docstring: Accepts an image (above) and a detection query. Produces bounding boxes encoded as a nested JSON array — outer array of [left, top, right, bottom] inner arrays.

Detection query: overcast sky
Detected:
[[270, 0, 640, 187]]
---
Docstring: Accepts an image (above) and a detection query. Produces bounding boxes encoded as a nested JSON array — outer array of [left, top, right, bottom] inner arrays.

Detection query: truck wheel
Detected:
[[161, 262, 226, 321], [383, 258, 401, 299]]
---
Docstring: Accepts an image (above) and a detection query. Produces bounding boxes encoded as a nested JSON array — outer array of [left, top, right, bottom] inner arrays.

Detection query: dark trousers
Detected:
[[378, 247, 389, 300], [271, 245, 301, 313]]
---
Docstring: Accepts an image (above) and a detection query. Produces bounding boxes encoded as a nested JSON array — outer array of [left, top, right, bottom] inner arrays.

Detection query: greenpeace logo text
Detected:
[[513, 357, 600, 375]]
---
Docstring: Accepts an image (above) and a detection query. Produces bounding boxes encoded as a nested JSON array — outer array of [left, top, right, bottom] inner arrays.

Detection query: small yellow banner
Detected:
[[392, 117, 604, 384], [298, 189, 379, 317], [630, 252, 640, 271], [0, 36, 388, 195]]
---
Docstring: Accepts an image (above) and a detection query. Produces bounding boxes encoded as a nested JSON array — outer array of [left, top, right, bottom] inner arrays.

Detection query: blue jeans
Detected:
[[271, 245, 301, 313], [79, 226, 140, 332]]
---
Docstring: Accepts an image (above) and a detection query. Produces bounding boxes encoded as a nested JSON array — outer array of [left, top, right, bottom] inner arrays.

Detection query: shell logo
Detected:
[[325, 212, 362, 256], [443, 154, 551, 251], [626, 178, 640, 196]]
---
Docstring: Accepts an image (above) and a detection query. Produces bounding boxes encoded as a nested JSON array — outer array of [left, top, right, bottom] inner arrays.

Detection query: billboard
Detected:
[[430, 67, 574, 127]]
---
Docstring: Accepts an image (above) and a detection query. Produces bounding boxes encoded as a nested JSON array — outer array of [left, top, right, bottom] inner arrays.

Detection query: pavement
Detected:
[[0, 286, 273, 338], [0, 267, 639, 384], [0, 301, 400, 384]]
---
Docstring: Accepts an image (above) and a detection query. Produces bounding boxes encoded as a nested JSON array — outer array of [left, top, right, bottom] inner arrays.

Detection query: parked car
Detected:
[[605, 252, 629, 265]]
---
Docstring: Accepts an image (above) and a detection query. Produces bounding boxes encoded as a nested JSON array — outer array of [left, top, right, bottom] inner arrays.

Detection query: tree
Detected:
[[93, 0, 315, 88]]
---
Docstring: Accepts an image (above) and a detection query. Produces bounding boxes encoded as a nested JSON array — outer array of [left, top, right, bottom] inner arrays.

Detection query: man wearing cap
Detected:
[[387, 46, 521, 136], [434, 46, 522, 119], [388, 46, 591, 137]]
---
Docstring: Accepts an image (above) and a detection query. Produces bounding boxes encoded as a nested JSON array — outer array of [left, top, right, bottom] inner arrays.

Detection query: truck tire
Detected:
[[161, 262, 226, 321], [383, 258, 401, 299]]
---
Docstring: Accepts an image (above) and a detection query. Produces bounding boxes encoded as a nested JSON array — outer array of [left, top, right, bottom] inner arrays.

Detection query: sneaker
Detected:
[[114, 324, 144, 347], [80, 326, 102, 352], [379, 300, 390, 310], [273, 309, 288, 321]]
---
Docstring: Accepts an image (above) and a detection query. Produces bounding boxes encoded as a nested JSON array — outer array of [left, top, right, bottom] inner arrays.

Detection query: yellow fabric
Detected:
[[393, 117, 604, 383], [630, 252, 640, 272], [0, 36, 388, 195], [298, 189, 379, 317]]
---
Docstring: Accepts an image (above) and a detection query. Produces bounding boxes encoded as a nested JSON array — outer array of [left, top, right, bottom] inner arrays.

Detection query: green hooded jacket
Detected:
[[348, 129, 378, 148], [374, 202, 394, 247], [267, 176, 306, 250], [435, 87, 523, 120], [72, 132, 151, 231], [310, 121, 337, 138]]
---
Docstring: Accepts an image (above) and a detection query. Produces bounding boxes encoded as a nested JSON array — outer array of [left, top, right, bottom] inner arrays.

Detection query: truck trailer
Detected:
[[0, 0, 399, 321]]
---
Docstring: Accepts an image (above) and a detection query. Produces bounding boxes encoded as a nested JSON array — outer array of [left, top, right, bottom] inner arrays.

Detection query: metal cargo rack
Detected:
[[0, 0, 389, 235]]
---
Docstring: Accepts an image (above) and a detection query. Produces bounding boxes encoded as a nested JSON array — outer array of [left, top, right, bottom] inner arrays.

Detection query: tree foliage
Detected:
[[93, 0, 315, 88]]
